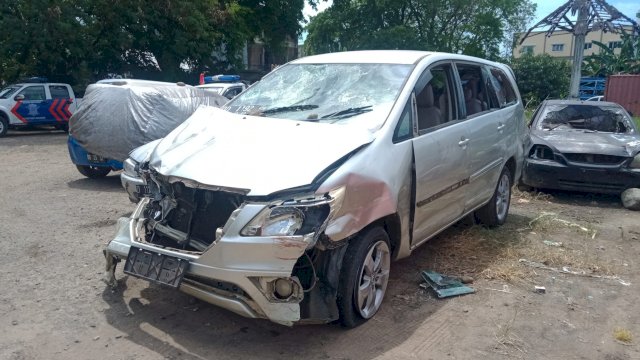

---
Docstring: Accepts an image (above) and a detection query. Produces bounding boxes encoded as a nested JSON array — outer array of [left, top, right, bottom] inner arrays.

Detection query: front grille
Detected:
[[563, 153, 626, 165], [144, 182, 244, 253], [557, 179, 626, 192]]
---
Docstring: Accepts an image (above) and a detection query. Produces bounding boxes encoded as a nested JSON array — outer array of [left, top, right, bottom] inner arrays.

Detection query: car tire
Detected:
[[337, 226, 391, 328], [76, 165, 111, 178], [0, 116, 8, 137], [475, 167, 512, 227]]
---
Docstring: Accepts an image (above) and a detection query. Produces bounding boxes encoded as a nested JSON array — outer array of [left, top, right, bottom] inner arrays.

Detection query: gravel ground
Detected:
[[1, 130, 639, 360]]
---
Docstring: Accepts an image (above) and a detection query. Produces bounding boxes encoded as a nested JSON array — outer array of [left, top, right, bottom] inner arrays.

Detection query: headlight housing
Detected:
[[240, 187, 345, 245], [630, 154, 640, 169], [123, 158, 139, 177]]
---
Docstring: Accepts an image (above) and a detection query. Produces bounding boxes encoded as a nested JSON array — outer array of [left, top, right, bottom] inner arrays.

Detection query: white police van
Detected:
[[195, 74, 247, 100], [0, 77, 81, 137]]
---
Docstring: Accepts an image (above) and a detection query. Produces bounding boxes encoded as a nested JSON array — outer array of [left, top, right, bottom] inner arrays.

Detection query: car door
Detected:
[[411, 62, 470, 247], [48, 84, 74, 122], [11, 85, 49, 124], [455, 62, 506, 211]]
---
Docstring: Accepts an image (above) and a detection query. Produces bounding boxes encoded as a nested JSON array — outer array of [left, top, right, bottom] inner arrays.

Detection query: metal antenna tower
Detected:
[[519, 0, 639, 99]]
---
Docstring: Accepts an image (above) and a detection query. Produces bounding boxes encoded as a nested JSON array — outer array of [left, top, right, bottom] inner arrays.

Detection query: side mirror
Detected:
[[14, 94, 25, 101]]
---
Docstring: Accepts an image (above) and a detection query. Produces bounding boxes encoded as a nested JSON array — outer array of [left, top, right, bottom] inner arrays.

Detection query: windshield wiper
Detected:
[[260, 104, 318, 115], [321, 106, 373, 120]]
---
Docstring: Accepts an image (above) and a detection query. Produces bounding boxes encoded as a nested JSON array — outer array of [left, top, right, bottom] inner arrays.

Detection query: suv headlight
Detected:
[[630, 154, 640, 169], [240, 187, 345, 246], [123, 158, 139, 177]]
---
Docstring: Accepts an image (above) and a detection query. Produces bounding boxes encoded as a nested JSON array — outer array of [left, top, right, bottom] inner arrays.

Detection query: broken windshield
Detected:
[[537, 104, 635, 134], [224, 63, 413, 130]]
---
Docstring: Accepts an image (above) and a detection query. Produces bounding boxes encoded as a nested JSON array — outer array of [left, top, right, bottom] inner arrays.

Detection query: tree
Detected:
[[511, 54, 571, 106], [304, 0, 536, 60], [582, 33, 640, 77], [0, 0, 317, 89]]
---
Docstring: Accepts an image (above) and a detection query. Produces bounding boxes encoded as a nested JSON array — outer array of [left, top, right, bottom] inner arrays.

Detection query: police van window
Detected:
[[456, 64, 490, 117], [18, 86, 46, 101], [49, 85, 70, 99], [416, 64, 457, 132], [487, 67, 517, 107]]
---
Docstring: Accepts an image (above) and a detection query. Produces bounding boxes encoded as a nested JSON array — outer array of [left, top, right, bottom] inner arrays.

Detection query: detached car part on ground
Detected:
[[520, 100, 640, 195], [105, 51, 525, 327]]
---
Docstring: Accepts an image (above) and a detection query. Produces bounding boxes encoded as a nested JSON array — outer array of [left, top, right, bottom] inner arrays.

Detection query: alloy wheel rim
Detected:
[[355, 240, 390, 319], [495, 173, 510, 221]]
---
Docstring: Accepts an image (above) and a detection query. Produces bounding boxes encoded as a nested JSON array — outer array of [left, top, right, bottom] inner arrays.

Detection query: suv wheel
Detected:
[[337, 226, 391, 328], [76, 165, 111, 178], [476, 167, 512, 227]]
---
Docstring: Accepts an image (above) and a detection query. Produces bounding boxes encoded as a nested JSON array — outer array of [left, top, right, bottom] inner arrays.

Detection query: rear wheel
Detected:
[[0, 116, 8, 137], [76, 165, 111, 178], [337, 226, 391, 328], [475, 167, 512, 227]]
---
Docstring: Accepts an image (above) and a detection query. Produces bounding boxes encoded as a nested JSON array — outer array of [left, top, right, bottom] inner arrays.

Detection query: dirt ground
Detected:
[[1, 130, 639, 360]]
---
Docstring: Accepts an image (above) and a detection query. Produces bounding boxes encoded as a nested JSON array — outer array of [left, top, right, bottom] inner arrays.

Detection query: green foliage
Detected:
[[511, 54, 571, 107], [0, 0, 312, 91], [304, 0, 536, 60], [583, 33, 640, 76]]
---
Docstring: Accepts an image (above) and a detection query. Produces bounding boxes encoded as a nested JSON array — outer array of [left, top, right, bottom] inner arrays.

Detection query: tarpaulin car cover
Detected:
[[69, 81, 228, 161]]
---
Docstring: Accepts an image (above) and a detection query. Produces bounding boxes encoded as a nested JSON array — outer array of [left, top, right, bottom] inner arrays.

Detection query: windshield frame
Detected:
[[224, 62, 416, 131]]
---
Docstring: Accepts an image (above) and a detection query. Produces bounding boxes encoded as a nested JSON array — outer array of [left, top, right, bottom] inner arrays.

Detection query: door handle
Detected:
[[458, 138, 470, 147], [497, 123, 506, 131]]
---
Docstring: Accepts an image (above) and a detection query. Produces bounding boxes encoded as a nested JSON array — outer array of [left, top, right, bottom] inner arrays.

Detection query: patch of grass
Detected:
[[614, 327, 633, 343], [634, 116, 640, 129]]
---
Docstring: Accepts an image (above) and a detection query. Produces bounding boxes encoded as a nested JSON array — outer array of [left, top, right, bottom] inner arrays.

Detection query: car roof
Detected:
[[97, 79, 181, 87], [196, 83, 244, 88]]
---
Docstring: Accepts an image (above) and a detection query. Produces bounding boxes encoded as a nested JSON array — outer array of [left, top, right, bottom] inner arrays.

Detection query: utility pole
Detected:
[[569, 0, 589, 99]]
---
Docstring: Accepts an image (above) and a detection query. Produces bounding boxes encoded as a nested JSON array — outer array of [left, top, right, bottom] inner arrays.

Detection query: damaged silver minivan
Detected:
[[105, 51, 525, 327]]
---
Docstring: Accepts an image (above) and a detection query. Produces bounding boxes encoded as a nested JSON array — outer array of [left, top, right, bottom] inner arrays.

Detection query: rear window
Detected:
[[49, 85, 70, 99], [536, 104, 635, 134]]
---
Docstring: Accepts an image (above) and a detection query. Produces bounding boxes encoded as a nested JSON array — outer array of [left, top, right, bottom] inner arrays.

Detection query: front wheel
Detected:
[[0, 116, 8, 137], [475, 167, 512, 227], [337, 226, 391, 328], [76, 165, 111, 178]]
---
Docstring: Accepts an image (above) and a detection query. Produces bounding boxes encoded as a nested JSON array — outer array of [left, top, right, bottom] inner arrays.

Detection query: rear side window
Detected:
[[49, 85, 70, 99], [18, 86, 46, 101], [455, 64, 490, 117], [486, 67, 517, 108]]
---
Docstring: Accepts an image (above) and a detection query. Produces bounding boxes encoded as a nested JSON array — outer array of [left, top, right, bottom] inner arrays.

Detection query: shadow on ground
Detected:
[[67, 173, 124, 193], [100, 213, 535, 359]]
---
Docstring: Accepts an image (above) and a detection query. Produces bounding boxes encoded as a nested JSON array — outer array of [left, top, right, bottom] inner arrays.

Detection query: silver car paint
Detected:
[[105, 52, 525, 324]]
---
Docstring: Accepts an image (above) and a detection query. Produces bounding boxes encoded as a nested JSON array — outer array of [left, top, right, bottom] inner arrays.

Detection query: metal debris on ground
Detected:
[[421, 271, 475, 298], [518, 259, 631, 286], [534, 286, 546, 294], [527, 212, 597, 239], [543, 240, 563, 247]]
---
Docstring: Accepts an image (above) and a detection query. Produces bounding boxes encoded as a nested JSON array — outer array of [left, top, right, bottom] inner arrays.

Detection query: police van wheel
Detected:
[[0, 116, 8, 137], [76, 165, 111, 178]]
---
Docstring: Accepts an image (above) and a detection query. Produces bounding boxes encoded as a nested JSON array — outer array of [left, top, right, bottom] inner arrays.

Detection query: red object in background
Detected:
[[199, 73, 205, 85], [605, 75, 640, 115]]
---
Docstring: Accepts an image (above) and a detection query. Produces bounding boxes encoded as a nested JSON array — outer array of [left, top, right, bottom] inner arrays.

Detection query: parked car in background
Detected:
[[196, 74, 247, 99], [0, 78, 80, 137], [586, 95, 604, 101], [104, 51, 525, 327], [520, 100, 640, 194]]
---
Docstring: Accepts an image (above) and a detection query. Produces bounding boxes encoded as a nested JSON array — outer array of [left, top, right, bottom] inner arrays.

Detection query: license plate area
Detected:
[[136, 184, 151, 196], [123, 247, 188, 288], [87, 153, 106, 163]]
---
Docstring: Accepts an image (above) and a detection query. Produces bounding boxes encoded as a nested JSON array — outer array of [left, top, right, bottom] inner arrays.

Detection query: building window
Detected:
[[608, 41, 622, 49], [584, 42, 592, 50], [551, 44, 564, 52], [521, 45, 534, 54]]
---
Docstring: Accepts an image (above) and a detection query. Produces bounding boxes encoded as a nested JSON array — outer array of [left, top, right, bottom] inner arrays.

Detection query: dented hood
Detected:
[[531, 130, 640, 157], [149, 106, 375, 196]]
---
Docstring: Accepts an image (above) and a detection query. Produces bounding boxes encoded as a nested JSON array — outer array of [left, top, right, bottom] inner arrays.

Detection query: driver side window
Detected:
[[18, 86, 46, 101]]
